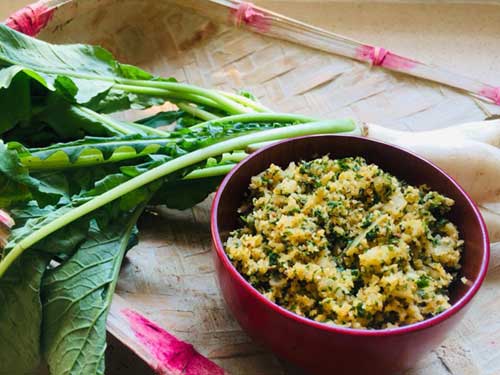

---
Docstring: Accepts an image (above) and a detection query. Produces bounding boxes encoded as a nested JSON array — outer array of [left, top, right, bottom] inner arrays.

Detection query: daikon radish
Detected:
[[363, 120, 500, 242], [480, 206, 500, 242], [364, 119, 500, 147]]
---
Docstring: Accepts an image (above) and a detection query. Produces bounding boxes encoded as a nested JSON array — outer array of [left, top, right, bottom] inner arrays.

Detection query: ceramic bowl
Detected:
[[211, 135, 489, 374]]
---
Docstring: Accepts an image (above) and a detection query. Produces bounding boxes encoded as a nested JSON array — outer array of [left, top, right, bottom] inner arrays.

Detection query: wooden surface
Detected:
[[252, 1, 500, 86], [3, 0, 500, 85], [4, 0, 500, 374]]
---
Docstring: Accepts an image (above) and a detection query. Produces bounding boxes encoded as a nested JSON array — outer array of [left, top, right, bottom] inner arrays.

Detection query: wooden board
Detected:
[[12, 0, 500, 373]]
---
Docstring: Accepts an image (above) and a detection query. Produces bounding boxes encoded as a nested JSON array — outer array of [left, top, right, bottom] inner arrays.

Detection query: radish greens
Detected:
[[0, 24, 357, 375]]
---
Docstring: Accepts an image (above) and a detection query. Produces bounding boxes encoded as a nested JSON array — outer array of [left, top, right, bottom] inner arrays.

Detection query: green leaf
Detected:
[[7, 203, 90, 257], [152, 175, 224, 209], [2, 120, 61, 148], [0, 65, 27, 88], [35, 93, 124, 139], [137, 106, 226, 129], [0, 119, 356, 279], [65, 165, 119, 197], [0, 25, 173, 110], [19, 135, 178, 167], [78, 172, 162, 216], [86, 87, 168, 114], [0, 24, 260, 124], [42, 209, 145, 375], [237, 90, 257, 101], [148, 151, 244, 209], [17, 118, 302, 171], [0, 69, 31, 135], [0, 141, 32, 207], [0, 140, 65, 207], [0, 252, 50, 374], [1, 89, 136, 146], [137, 111, 192, 128], [0, 25, 115, 100]]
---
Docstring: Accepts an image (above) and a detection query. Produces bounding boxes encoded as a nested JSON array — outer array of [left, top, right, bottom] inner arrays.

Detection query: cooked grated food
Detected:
[[225, 156, 463, 329]]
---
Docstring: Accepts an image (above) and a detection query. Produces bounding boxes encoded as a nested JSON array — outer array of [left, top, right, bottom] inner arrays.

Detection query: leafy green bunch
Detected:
[[0, 25, 356, 374]]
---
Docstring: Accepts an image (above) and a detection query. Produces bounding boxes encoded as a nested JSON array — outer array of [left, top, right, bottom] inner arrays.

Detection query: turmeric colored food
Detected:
[[225, 156, 463, 329]]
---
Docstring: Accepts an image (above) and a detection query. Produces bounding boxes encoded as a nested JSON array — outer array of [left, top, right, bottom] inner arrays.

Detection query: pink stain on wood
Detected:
[[356, 45, 417, 70], [5, 1, 54, 37], [122, 309, 227, 375], [479, 86, 500, 105], [230, 2, 270, 32]]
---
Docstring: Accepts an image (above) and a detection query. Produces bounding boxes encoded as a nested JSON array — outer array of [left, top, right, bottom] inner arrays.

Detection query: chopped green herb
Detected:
[[416, 275, 430, 289]]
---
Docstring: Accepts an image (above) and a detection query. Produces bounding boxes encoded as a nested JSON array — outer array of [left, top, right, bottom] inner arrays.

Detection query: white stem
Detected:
[[362, 123, 405, 143]]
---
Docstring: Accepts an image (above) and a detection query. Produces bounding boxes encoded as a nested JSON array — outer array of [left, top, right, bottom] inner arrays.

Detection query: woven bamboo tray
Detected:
[[7, 0, 500, 374]]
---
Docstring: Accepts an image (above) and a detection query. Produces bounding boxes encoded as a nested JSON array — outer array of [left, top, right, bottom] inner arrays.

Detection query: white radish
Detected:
[[364, 119, 500, 148], [480, 205, 500, 242], [363, 120, 500, 242]]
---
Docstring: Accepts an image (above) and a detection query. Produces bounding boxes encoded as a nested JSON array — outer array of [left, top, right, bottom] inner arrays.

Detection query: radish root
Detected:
[[0, 210, 14, 248], [363, 120, 500, 242]]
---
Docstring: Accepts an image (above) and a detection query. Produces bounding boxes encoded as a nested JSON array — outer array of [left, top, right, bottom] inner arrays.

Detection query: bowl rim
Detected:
[[210, 134, 490, 337]]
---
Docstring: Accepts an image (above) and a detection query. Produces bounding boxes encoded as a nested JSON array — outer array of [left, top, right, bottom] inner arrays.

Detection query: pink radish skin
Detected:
[[4, 1, 55, 37], [0, 210, 14, 249], [0, 210, 14, 229]]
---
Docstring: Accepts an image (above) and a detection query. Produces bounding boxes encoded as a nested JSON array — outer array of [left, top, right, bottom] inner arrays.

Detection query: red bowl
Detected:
[[210, 135, 489, 374]]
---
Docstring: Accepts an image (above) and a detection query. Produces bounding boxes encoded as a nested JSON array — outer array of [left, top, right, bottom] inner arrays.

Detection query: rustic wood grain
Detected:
[[106, 295, 161, 373], [21, 0, 500, 373]]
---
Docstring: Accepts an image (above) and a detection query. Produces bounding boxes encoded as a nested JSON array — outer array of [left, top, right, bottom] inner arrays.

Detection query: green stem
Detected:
[[246, 140, 277, 152], [190, 112, 317, 130], [0, 60, 257, 115], [0, 118, 356, 278], [176, 102, 219, 121], [24, 149, 248, 172], [0, 61, 244, 114], [0, 58, 249, 114], [218, 91, 272, 113], [78, 105, 169, 137], [18, 134, 258, 172], [122, 121, 170, 137], [112, 84, 220, 109], [78, 107, 134, 135], [245, 125, 363, 152], [22, 138, 179, 170], [22, 148, 152, 170], [184, 164, 235, 180], [104, 200, 149, 314], [114, 82, 250, 115], [119, 80, 249, 114], [221, 150, 248, 163], [23, 114, 316, 170], [183, 151, 248, 179]]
